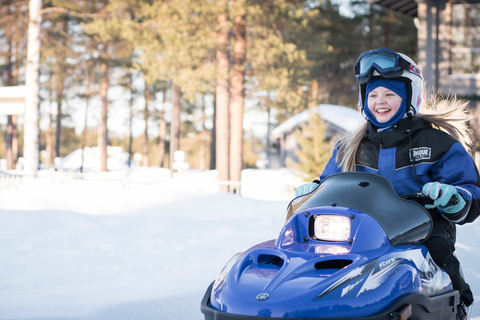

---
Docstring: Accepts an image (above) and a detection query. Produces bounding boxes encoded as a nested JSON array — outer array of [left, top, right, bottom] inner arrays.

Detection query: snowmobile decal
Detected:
[[316, 260, 376, 299], [316, 256, 405, 299], [357, 257, 403, 296]]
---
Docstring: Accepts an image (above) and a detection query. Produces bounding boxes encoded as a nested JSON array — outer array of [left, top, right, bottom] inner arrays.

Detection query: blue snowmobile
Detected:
[[201, 172, 466, 320]]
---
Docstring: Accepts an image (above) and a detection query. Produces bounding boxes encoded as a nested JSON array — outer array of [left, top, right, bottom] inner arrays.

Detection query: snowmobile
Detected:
[[201, 172, 467, 320]]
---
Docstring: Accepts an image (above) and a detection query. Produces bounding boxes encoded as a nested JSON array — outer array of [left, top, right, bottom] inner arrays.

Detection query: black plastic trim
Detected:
[[200, 281, 460, 320]]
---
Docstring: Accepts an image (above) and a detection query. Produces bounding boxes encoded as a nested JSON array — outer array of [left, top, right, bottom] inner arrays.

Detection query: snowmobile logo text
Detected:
[[409, 147, 431, 162]]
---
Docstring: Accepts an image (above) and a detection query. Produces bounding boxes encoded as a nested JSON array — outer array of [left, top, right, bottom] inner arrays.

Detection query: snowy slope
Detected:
[[0, 168, 478, 320]]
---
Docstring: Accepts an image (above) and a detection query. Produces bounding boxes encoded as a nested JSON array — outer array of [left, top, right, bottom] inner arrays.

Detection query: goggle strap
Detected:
[[397, 58, 411, 71]]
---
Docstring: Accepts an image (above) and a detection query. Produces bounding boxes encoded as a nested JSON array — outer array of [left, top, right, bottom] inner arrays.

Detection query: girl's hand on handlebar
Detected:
[[422, 182, 466, 214], [295, 182, 319, 197]]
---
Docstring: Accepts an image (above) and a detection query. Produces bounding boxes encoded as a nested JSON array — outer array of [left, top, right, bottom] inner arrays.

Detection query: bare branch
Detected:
[[40, 7, 106, 19]]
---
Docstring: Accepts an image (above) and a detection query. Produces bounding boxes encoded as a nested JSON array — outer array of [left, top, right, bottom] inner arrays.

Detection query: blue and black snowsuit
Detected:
[[320, 117, 480, 306]]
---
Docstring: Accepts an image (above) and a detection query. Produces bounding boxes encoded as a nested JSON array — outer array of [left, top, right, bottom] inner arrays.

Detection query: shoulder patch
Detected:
[[409, 147, 431, 162]]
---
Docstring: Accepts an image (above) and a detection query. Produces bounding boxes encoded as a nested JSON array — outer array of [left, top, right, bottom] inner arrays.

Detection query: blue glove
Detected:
[[422, 182, 466, 214], [295, 182, 319, 197]]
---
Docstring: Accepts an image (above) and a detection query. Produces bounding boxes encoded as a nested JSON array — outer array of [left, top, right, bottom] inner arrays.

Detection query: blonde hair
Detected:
[[336, 92, 473, 172]]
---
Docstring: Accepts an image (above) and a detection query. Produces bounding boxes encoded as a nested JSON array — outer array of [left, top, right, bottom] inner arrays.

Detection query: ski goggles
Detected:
[[355, 48, 420, 84]]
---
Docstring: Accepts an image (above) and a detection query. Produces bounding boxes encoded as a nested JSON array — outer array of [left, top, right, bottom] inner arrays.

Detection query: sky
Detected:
[[0, 165, 478, 320]]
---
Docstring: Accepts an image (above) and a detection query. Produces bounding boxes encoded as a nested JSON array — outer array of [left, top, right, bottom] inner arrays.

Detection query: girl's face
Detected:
[[367, 86, 403, 124]]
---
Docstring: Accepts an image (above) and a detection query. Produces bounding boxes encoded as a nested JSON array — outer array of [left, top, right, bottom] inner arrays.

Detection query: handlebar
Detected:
[[402, 192, 459, 207]]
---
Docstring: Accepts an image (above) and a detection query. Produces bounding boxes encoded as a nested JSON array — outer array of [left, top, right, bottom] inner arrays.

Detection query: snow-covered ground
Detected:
[[0, 167, 478, 320]]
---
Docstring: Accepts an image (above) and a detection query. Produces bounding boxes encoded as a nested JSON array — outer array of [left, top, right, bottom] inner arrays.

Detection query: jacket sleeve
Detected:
[[429, 142, 480, 225], [319, 147, 342, 182]]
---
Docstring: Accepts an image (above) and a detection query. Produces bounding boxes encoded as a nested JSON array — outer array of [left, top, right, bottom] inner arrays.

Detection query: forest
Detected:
[[0, 0, 417, 180]]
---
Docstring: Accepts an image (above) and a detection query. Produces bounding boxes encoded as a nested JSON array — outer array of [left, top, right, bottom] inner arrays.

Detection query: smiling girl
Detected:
[[295, 48, 480, 319]]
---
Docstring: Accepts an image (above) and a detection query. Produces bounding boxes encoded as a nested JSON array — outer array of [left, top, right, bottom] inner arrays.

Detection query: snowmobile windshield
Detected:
[[287, 172, 432, 245]]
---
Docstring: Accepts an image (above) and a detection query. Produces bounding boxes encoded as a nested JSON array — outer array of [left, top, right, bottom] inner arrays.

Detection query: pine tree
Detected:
[[290, 113, 334, 181], [247, 0, 311, 116]]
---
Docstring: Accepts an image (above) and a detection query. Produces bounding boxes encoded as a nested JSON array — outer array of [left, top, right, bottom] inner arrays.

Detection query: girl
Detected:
[[296, 48, 480, 319]]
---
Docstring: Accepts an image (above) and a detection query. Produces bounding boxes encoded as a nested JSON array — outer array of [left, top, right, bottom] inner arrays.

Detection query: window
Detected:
[[451, 3, 480, 74]]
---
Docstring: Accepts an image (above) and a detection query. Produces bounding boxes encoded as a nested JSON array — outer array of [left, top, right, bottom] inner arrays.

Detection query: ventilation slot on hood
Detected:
[[258, 254, 284, 268], [315, 259, 352, 270]]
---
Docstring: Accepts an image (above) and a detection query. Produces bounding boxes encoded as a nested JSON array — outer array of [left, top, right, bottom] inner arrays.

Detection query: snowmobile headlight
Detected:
[[313, 215, 351, 242]]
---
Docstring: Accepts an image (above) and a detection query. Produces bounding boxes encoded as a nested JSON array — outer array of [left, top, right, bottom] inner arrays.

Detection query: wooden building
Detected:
[[367, 0, 480, 97]]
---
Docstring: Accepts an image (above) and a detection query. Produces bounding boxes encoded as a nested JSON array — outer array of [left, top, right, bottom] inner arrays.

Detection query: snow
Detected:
[[0, 167, 479, 320]]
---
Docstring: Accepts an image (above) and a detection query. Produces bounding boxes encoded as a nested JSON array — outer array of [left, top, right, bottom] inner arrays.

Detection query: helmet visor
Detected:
[[355, 49, 411, 84]]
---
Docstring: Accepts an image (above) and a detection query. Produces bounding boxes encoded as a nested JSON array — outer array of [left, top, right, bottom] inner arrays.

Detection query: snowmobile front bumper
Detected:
[[200, 282, 460, 320]]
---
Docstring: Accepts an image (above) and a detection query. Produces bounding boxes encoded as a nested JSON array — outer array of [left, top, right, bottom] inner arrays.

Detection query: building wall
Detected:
[[417, 0, 480, 97]]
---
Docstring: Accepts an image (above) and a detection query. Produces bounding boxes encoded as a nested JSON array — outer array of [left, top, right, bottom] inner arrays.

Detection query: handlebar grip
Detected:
[[403, 192, 460, 207], [424, 194, 459, 206], [449, 195, 460, 206]]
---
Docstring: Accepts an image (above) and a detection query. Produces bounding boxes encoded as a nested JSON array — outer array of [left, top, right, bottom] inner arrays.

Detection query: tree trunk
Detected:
[[199, 95, 207, 171], [383, 25, 390, 48], [229, 11, 246, 193], [368, 4, 374, 48], [45, 117, 53, 169], [216, 8, 230, 192], [158, 88, 167, 167], [98, 62, 109, 172], [128, 75, 134, 168], [11, 115, 18, 168], [23, 0, 42, 175], [169, 83, 181, 176], [6, 116, 14, 170], [143, 82, 150, 167], [55, 83, 63, 158], [210, 95, 216, 170], [44, 74, 54, 169], [80, 72, 92, 173], [5, 13, 17, 170], [172, 85, 180, 153]]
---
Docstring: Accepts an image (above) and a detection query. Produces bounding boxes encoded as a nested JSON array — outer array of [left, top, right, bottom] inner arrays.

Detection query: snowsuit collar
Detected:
[[364, 117, 432, 148]]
